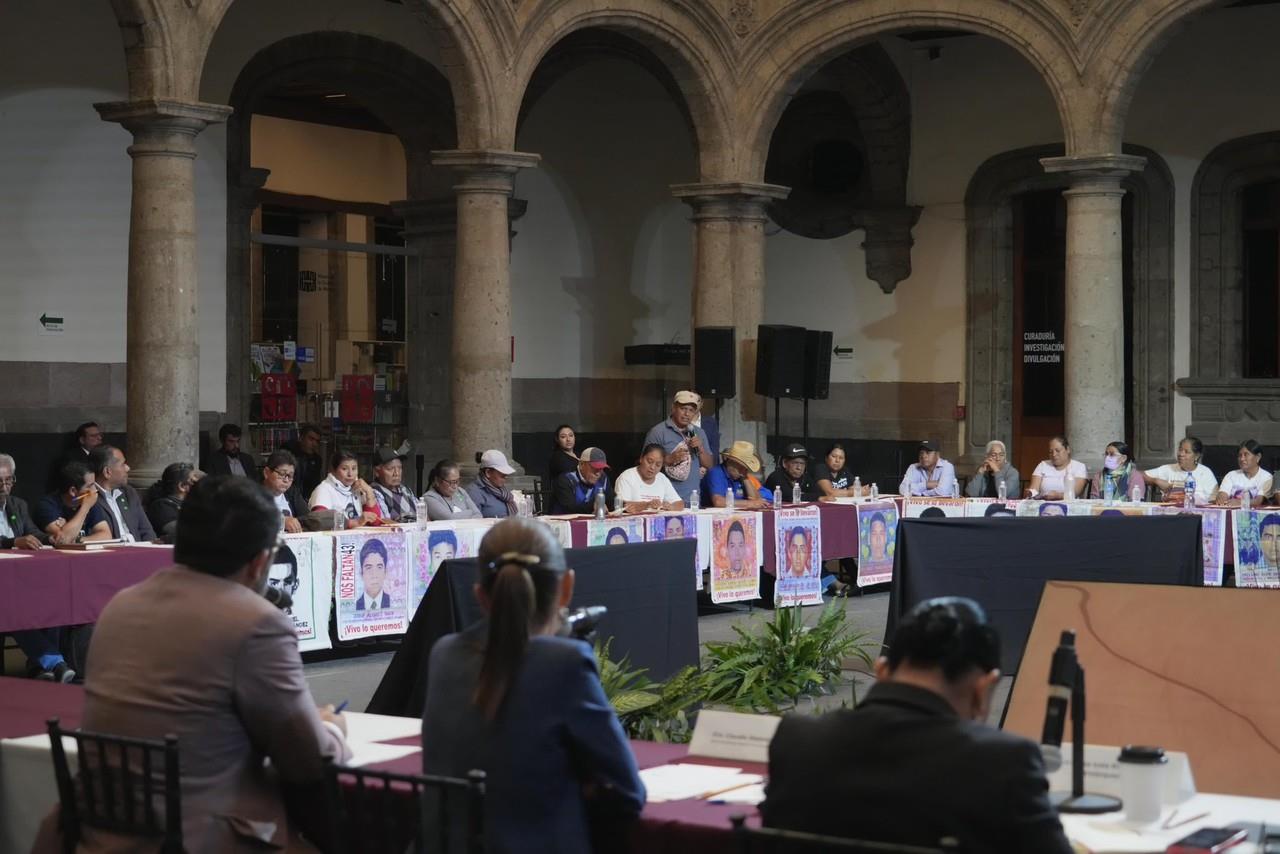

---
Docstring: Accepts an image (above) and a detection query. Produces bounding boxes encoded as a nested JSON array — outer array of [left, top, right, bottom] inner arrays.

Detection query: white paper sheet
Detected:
[[343, 741, 423, 768], [639, 763, 763, 802], [342, 712, 423, 745]]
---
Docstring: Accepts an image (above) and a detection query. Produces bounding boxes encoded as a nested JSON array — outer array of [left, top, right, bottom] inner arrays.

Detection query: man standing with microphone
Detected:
[[644, 391, 714, 507]]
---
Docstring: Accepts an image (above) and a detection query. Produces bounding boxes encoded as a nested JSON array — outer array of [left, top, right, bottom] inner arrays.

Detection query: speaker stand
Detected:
[[803, 398, 810, 451]]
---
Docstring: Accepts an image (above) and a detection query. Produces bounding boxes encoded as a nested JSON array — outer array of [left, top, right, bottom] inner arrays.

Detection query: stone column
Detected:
[[430, 150, 540, 468], [96, 99, 233, 482], [1041, 154, 1146, 464], [672, 182, 789, 454]]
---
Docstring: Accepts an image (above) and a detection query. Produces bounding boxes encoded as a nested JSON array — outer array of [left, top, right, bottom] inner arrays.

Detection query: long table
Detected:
[[0, 546, 175, 632]]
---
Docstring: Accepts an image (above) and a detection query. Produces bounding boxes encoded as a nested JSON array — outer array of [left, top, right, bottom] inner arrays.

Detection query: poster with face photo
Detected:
[[1154, 506, 1226, 587], [335, 529, 409, 640], [538, 517, 574, 549], [1018, 500, 1071, 518], [587, 517, 647, 547], [646, 513, 702, 590], [774, 506, 823, 607], [964, 498, 1019, 517], [274, 534, 333, 652], [408, 523, 481, 612], [1233, 508, 1280, 588], [855, 501, 897, 587], [710, 513, 761, 604], [903, 497, 967, 519]]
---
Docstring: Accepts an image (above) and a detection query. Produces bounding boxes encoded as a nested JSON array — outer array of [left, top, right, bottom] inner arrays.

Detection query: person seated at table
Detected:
[[614, 444, 683, 513], [205, 422, 257, 481], [309, 449, 381, 528], [1144, 436, 1217, 504], [143, 462, 201, 541], [812, 443, 869, 498], [422, 517, 645, 854], [704, 441, 773, 509], [899, 441, 958, 497], [89, 445, 156, 542], [282, 423, 325, 498], [1091, 440, 1146, 502], [965, 440, 1021, 499], [369, 446, 418, 522], [548, 423, 579, 486], [1212, 439, 1273, 507], [424, 459, 484, 520], [761, 597, 1072, 854], [1027, 435, 1087, 500], [262, 449, 308, 533], [32, 476, 351, 853], [467, 449, 519, 518], [551, 447, 615, 514], [34, 462, 113, 546], [764, 443, 820, 503], [0, 453, 45, 550]]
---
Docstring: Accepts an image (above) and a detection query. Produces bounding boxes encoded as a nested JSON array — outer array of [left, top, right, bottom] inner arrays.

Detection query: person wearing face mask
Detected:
[[1212, 439, 1273, 507], [1144, 437, 1217, 504], [1091, 440, 1145, 502], [760, 597, 1072, 854], [308, 449, 381, 528]]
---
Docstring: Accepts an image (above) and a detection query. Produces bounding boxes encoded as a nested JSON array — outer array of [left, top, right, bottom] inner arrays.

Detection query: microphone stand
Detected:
[[1053, 659, 1123, 814]]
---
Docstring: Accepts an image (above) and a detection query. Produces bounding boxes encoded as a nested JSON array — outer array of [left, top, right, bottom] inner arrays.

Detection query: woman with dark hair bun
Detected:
[[1144, 436, 1217, 503], [1213, 439, 1273, 507], [422, 518, 644, 853]]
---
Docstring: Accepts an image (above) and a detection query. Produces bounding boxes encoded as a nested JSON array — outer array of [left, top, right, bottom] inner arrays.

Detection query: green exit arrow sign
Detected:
[[38, 313, 65, 334]]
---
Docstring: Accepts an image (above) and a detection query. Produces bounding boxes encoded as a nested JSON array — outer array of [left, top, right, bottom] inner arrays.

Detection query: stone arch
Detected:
[[964, 143, 1175, 463], [737, 1, 1078, 179], [510, 4, 734, 179], [107, 0, 177, 99]]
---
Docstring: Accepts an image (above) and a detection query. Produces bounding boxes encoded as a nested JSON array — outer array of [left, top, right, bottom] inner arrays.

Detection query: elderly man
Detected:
[[966, 440, 1022, 499], [370, 447, 418, 522], [88, 445, 155, 542], [763, 443, 819, 503], [551, 447, 614, 514], [0, 453, 44, 550], [33, 476, 351, 851], [644, 391, 714, 506], [261, 449, 308, 533], [206, 423, 257, 481], [703, 441, 774, 509], [899, 440, 958, 498]]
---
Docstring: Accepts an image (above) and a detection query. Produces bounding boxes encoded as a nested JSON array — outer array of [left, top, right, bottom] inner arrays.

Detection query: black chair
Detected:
[[730, 815, 959, 854], [528, 475, 545, 515], [324, 760, 485, 854], [46, 717, 183, 854]]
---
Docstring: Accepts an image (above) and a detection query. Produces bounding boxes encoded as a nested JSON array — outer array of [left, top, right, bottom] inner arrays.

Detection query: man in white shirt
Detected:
[[88, 445, 155, 542], [899, 441, 958, 497]]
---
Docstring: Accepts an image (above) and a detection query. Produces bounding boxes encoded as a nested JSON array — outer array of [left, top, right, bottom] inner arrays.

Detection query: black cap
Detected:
[[781, 443, 808, 460], [373, 446, 403, 466], [918, 440, 938, 453]]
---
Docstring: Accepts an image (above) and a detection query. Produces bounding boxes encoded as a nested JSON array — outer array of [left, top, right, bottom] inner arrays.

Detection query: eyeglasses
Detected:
[[440, 478, 461, 487], [0, 477, 14, 486], [269, 468, 295, 480]]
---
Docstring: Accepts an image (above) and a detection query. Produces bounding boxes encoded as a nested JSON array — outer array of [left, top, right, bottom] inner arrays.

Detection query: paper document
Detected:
[[344, 741, 423, 768], [640, 763, 763, 802], [343, 712, 423, 744]]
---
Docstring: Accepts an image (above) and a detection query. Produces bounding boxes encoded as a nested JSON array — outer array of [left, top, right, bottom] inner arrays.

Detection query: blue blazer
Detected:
[[422, 622, 645, 854]]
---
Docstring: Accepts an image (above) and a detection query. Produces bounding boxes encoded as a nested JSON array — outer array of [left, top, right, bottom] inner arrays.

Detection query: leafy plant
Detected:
[[699, 602, 877, 713], [595, 640, 705, 743]]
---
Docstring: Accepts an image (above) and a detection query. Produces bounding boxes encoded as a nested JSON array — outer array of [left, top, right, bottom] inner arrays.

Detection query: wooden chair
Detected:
[[730, 815, 959, 854], [324, 760, 485, 854], [46, 717, 183, 854]]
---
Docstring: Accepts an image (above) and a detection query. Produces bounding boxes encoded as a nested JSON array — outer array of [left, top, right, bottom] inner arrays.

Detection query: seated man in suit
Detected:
[[88, 444, 156, 542], [33, 476, 351, 852], [761, 597, 1072, 854], [0, 453, 44, 550], [206, 422, 258, 481]]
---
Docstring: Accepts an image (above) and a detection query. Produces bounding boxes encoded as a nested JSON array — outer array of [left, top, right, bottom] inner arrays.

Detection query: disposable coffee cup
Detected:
[[1117, 745, 1167, 824]]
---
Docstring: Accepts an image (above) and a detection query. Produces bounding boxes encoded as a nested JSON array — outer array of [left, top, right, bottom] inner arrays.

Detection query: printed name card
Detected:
[[1046, 744, 1196, 805], [688, 709, 781, 764]]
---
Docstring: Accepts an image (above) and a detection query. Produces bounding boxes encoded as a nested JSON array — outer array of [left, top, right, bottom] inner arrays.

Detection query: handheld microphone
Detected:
[[1040, 629, 1077, 772], [563, 605, 608, 640], [263, 585, 293, 611]]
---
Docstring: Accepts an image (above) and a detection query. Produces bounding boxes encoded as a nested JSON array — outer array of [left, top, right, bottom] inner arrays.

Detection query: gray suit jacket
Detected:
[[42, 566, 348, 852]]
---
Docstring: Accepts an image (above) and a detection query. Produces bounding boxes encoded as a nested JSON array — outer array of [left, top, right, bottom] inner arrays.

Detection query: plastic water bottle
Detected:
[[772, 489, 781, 511], [1131, 483, 1143, 504], [1103, 478, 1115, 506], [792, 482, 801, 505], [1182, 475, 1195, 509], [615, 494, 625, 514], [1065, 476, 1075, 502], [689, 490, 699, 511], [853, 476, 862, 501], [414, 497, 428, 526], [997, 479, 1007, 502], [1241, 490, 1250, 511], [725, 488, 735, 511], [594, 490, 606, 520], [870, 483, 879, 502]]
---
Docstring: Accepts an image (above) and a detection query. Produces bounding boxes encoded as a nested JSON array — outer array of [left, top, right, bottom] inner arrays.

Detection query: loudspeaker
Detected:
[[755, 324, 807, 399], [694, 326, 736, 398], [804, 330, 833, 400]]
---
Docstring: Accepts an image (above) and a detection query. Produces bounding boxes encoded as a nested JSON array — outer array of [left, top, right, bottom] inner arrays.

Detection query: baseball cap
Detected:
[[781, 442, 808, 460], [578, 447, 609, 470], [673, 390, 702, 408], [479, 449, 516, 475], [918, 440, 938, 453]]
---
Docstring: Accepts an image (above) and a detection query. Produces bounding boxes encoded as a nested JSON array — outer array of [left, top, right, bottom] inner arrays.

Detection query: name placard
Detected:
[[688, 709, 781, 764], [1047, 744, 1196, 805]]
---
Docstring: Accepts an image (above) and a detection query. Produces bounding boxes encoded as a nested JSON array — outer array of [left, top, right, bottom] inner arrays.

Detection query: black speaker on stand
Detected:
[[757, 325, 806, 457], [694, 326, 736, 399]]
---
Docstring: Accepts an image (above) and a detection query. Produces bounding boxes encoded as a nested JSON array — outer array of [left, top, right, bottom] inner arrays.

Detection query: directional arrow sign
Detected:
[[38, 313, 65, 334], [833, 345, 853, 359]]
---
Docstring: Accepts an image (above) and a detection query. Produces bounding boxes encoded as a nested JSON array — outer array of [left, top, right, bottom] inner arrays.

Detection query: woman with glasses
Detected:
[[965, 440, 1021, 499], [423, 459, 483, 520]]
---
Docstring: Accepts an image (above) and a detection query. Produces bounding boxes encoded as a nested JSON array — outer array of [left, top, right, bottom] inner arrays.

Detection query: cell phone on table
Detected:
[[1166, 827, 1248, 854]]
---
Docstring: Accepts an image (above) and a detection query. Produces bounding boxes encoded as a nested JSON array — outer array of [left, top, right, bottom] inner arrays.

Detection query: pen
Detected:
[[334, 700, 349, 714]]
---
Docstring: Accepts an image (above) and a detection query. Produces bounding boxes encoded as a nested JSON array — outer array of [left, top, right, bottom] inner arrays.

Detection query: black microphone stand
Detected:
[[1053, 656, 1123, 814]]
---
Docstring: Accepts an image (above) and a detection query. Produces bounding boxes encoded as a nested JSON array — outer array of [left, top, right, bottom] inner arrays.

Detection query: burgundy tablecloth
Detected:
[[0, 677, 83, 739], [0, 546, 173, 632]]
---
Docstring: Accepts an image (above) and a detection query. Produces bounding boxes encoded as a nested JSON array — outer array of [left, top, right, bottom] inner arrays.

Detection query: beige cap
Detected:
[[674, 390, 702, 408]]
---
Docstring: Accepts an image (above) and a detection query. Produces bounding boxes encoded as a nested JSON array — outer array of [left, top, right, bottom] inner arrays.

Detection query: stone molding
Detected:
[[860, 206, 922, 294], [1040, 153, 1147, 182], [670, 181, 790, 221], [95, 99, 232, 156]]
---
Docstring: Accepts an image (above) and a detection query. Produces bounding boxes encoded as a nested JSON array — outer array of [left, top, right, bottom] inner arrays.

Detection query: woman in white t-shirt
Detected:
[[308, 449, 381, 528], [1212, 439, 1272, 507], [1144, 436, 1217, 504], [1028, 435, 1088, 500], [614, 444, 684, 512]]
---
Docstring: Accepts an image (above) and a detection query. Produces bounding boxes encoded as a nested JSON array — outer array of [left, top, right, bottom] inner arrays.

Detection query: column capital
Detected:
[[671, 181, 790, 221], [96, 99, 233, 158], [1040, 153, 1147, 190], [431, 150, 540, 194]]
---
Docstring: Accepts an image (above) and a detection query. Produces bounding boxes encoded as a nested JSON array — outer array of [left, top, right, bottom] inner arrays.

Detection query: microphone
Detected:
[[263, 585, 293, 611], [563, 605, 608, 640], [1040, 629, 1077, 773]]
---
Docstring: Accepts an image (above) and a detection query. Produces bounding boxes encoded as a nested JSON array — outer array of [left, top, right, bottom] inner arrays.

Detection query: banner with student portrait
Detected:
[[855, 501, 898, 587], [710, 512, 761, 603], [335, 528, 410, 640], [774, 506, 823, 607], [1090, 504, 1152, 517], [964, 498, 1019, 517], [587, 517, 647, 547], [1017, 500, 1072, 518], [1153, 506, 1227, 587], [903, 497, 967, 519], [408, 523, 482, 612], [275, 534, 333, 653], [646, 513, 702, 590], [538, 517, 574, 549], [1232, 508, 1280, 588]]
